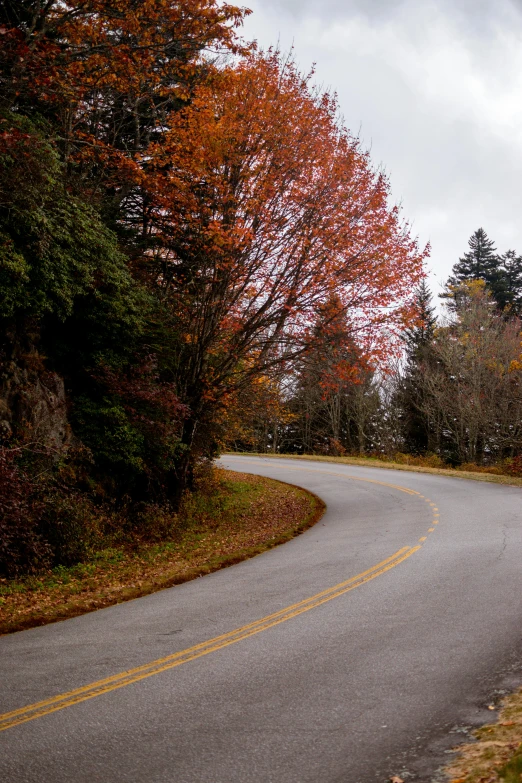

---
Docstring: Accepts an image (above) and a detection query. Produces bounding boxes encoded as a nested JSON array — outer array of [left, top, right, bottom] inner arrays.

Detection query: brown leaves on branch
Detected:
[[2, 0, 250, 178]]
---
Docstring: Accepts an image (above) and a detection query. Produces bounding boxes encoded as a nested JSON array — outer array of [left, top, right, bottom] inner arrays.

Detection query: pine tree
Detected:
[[442, 228, 504, 308], [497, 250, 522, 314], [449, 228, 498, 282], [399, 281, 437, 454], [403, 279, 437, 358]]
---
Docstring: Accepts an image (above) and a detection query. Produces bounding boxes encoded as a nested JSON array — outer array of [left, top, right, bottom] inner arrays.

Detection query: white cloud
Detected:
[[241, 0, 522, 297]]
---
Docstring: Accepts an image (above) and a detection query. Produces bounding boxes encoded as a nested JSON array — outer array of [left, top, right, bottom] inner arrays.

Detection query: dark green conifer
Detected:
[[399, 281, 437, 455], [441, 228, 511, 308], [448, 227, 498, 284], [403, 279, 437, 358], [497, 249, 522, 314]]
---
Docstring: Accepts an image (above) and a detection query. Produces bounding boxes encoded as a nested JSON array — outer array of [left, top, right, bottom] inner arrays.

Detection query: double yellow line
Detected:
[[232, 459, 424, 496], [1, 464, 437, 733], [0, 545, 419, 733]]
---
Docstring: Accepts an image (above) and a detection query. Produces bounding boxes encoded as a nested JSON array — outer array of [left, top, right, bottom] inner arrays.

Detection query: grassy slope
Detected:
[[0, 469, 324, 635]]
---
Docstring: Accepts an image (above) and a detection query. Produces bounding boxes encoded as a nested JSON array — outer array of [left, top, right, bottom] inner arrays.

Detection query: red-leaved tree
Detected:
[[140, 50, 427, 477]]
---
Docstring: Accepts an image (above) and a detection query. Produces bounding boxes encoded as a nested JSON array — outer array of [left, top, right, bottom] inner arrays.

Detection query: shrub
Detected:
[[130, 503, 179, 543], [39, 491, 104, 567], [0, 446, 106, 575], [394, 452, 444, 468], [457, 462, 504, 475], [502, 455, 522, 477], [0, 448, 50, 577]]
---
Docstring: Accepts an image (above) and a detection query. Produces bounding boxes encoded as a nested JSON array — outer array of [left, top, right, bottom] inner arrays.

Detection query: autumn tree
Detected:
[[276, 297, 378, 455], [143, 50, 426, 483], [1, 1, 247, 137], [0, 0, 250, 250], [0, 1, 429, 569], [0, 0, 250, 496], [285, 364, 383, 456], [223, 372, 293, 453]]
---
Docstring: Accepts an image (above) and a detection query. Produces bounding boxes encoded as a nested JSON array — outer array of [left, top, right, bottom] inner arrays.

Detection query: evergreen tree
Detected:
[[497, 250, 522, 314], [449, 228, 498, 282], [398, 281, 437, 454], [403, 279, 437, 357], [443, 228, 505, 308]]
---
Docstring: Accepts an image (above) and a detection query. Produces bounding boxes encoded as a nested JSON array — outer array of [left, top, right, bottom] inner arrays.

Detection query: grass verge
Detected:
[[444, 688, 522, 782], [0, 469, 324, 636], [226, 453, 522, 488]]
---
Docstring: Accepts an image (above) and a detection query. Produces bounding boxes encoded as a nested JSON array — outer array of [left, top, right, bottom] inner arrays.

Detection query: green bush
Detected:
[[0, 112, 140, 325], [72, 396, 145, 487]]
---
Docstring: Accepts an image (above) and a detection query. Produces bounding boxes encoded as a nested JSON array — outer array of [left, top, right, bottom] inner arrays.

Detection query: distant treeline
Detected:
[[230, 228, 522, 471]]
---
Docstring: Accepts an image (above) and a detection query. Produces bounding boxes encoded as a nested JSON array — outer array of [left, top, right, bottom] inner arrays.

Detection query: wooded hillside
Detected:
[[0, 0, 425, 577]]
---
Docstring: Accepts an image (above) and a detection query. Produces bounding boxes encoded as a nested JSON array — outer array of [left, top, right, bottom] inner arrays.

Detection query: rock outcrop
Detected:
[[0, 352, 71, 453]]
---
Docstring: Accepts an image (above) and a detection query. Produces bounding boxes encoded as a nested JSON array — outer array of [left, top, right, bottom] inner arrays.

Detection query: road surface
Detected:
[[1, 455, 522, 782]]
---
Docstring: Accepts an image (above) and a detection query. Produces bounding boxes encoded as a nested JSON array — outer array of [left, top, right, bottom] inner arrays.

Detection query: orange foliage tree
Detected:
[[1, 0, 249, 206], [1, 3, 428, 494], [141, 50, 427, 469]]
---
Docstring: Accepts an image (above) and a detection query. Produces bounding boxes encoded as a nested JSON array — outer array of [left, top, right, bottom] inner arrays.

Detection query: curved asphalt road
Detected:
[[1, 456, 522, 783]]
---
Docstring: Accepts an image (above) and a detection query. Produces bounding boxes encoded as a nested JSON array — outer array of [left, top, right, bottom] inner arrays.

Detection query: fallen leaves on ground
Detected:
[[444, 688, 522, 782]]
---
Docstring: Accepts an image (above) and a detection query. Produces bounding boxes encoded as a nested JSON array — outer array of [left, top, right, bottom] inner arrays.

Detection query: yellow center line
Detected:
[[236, 460, 423, 496], [0, 546, 421, 733], [0, 463, 439, 733]]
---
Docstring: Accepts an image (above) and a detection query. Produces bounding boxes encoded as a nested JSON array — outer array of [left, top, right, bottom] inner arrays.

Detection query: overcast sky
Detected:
[[241, 0, 522, 297]]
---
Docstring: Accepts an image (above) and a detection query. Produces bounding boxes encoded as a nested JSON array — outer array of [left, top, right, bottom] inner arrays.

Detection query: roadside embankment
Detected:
[[444, 689, 522, 783], [0, 469, 324, 635]]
